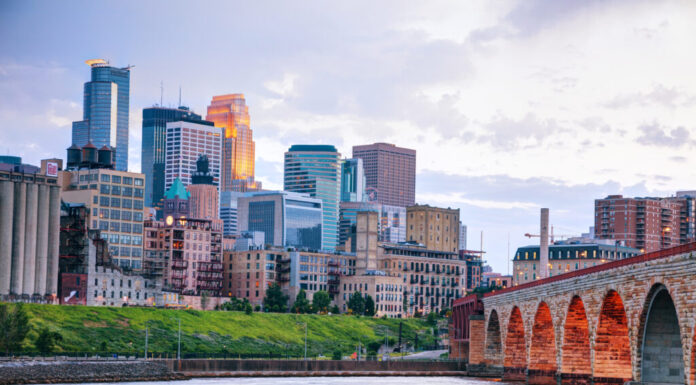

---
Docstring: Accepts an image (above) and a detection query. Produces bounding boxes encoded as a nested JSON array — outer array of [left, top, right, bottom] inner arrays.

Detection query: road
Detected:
[[400, 349, 447, 360]]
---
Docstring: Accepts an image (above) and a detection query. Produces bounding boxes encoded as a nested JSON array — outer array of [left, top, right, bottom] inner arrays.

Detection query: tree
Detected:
[[367, 341, 381, 355], [311, 291, 331, 313], [426, 311, 438, 326], [347, 291, 365, 315], [35, 328, 63, 354], [291, 290, 311, 314], [244, 302, 253, 315], [330, 305, 340, 314], [263, 283, 288, 313], [332, 349, 342, 360], [364, 295, 375, 316], [0, 303, 30, 354]]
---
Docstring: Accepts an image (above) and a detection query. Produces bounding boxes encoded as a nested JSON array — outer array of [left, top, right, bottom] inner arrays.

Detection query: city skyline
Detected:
[[2, 1, 696, 274]]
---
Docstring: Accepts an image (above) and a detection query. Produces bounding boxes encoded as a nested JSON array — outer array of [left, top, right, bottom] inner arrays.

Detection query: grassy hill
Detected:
[[18, 304, 439, 357]]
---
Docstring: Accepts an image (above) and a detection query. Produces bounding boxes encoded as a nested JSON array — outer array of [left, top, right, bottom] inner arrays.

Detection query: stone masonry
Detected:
[[477, 243, 696, 385]]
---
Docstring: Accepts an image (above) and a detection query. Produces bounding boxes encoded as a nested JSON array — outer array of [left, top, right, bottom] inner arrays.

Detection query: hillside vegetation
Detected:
[[19, 304, 438, 357]]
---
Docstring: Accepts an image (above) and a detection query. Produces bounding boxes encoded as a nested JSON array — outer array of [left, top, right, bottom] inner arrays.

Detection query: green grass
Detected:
[[18, 303, 437, 357]]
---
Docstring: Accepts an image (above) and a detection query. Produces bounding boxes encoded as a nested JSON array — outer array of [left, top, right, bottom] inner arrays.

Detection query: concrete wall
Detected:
[[478, 245, 696, 385]]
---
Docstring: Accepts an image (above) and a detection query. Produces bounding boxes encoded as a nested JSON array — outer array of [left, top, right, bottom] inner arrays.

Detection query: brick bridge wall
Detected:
[[478, 243, 696, 385]]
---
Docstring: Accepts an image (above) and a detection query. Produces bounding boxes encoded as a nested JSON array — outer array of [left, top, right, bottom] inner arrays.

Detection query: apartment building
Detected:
[[406, 204, 460, 253]]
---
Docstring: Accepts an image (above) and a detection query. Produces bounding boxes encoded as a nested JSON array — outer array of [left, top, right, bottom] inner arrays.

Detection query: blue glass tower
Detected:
[[284, 145, 341, 251], [71, 59, 131, 171], [141, 106, 203, 208]]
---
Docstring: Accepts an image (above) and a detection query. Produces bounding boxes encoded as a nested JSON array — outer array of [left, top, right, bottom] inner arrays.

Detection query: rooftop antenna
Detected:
[[507, 232, 510, 276], [179, 86, 182, 107], [160, 81, 163, 106]]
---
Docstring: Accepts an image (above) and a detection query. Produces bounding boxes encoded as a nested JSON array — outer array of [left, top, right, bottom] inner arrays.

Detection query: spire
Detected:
[[164, 178, 190, 200]]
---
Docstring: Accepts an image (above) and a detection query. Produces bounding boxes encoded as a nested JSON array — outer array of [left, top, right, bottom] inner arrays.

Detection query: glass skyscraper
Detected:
[[72, 59, 131, 171], [141, 106, 203, 208], [284, 145, 341, 251], [340, 158, 366, 202]]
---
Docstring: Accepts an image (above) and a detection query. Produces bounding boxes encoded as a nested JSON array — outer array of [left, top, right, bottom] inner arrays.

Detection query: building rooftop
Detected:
[[288, 144, 338, 153], [164, 178, 190, 200]]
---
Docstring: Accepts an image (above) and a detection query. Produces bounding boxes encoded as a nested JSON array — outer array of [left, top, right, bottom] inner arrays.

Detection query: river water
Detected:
[[57, 377, 506, 385]]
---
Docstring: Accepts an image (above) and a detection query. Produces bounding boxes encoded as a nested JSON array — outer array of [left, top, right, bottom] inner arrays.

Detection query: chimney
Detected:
[[540, 208, 549, 279]]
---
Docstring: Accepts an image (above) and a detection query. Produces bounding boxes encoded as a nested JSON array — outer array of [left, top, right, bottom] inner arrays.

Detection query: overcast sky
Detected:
[[2, 0, 695, 274]]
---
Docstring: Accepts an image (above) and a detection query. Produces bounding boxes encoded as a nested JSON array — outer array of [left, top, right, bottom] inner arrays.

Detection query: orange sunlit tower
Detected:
[[206, 94, 261, 192]]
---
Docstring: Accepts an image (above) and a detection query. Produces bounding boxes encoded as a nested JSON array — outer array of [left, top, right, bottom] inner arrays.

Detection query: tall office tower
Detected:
[[238, 191, 323, 250], [284, 145, 341, 250], [72, 59, 131, 171], [406, 204, 460, 253], [219, 191, 247, 237], [340, 158, 366, 202], [141, 106, 203, 208], [459, 222, 468, 251], [164, 120, 222, 191], [187, 155, 219, 221], [594, 195, 683, 252], [206, 94, 260, 192], [352, 143, 416, 207]]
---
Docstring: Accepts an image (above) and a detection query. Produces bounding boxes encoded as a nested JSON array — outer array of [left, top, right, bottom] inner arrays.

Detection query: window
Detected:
[[123, 177, 133, 185], [110, 222, 120, 232], [134, 212, 143, 221], [111, 176, 121, 184], [121, 211, 132, 221], [122, 199, 132, 209], [101, 174, 110, 182], [122, 187, 133, 197], [134, 188, 144, 198], [93, 196, 98, 204], [100, 184, 110, 194], [111, 185, 121, 195], [132, 224, 142, 233], [110, 209, 120, 220], [100, 197, 110, 207], [134, 178, 144, 186], [121, 223, 132, 233], [100, 221, 109, 230], [111, 197, 121, 207], [134, 200, 143, 210]]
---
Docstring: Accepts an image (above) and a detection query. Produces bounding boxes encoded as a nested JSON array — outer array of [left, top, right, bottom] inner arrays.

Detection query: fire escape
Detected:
[[327, 260, 341, 297], [196, 261, 223, 296]]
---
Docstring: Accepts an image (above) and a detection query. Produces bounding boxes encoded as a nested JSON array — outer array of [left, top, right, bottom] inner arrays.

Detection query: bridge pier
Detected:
[[503, 367, 527, 381]]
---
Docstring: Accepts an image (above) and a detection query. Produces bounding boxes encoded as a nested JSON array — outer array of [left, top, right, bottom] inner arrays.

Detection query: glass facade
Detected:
[[248, 201, 275, 245], [285, 199, 322, 250], [340, 158, 365, 202], [72, 61, 131, 171], [284, 145, 341, 251], [141, 107, 203, 209]]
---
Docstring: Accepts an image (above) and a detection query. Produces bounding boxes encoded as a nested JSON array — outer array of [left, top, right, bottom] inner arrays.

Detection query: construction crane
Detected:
[[524, 226, 572, 243]]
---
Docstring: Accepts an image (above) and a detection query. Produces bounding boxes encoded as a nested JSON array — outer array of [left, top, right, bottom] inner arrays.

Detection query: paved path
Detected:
[[400, 350, 447, 360]]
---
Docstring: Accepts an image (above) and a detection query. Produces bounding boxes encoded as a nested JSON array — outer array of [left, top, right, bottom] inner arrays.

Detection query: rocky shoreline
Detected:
[[0, 360, 187, 385]]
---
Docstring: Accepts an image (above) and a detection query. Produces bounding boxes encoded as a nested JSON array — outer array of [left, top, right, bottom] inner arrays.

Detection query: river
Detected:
[[54, 377, 506, 385]]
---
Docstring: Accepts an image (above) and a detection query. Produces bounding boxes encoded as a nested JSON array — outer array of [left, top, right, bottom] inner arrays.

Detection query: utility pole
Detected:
[[177, 319, 181, 360], [398, 322, 403, 353], [144, 326, 149, 360], [304, 322, 307, 361]]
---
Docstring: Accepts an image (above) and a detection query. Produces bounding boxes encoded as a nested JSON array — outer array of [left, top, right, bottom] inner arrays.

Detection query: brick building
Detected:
[[594, 194, 695, 252], [406, 204, 460, 253]]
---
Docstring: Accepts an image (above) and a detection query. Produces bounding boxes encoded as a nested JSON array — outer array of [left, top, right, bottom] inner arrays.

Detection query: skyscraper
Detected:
[[284, 145, 341, 250], [352, 143, 416, 207], [340, 158, 366, 203], [206, 94, 260, 192], [141, 106, 203, 208], [164, 120, 222, 191], [72, 59, 131, 171]]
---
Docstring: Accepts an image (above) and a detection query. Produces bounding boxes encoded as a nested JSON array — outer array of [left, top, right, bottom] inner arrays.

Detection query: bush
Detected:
[[332, 350, 342, 360], [35, 328, 63, 354]]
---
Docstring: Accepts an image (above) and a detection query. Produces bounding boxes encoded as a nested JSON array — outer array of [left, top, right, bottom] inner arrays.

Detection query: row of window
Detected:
[[98, 174, 144, 186], [96, 196, 144, 210], [99, 184, 144, 197], [99, 221, 143, 234], [95, 208, 143, 222], [107, 234, 143, 245]]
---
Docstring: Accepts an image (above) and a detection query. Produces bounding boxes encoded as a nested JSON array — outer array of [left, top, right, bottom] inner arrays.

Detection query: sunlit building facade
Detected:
[[205, 94, 260, 192], [284, 145, 341, 251], [72, 59, 131, 171]]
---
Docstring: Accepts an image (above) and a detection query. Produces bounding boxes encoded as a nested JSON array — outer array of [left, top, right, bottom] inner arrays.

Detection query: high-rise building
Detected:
[[205, 94, 260, 192], [459, 222, 467, 251], [72, 59, 131, 171], [61, 145, 146, 270], [238, 191, 323, 250], [340, 158, 365, 202], [406, 204, 460, 253], [284, 145, 341, 250], [352, 143, 416, 207], [379, 204, 406, 243], [187, 155, 219, 221], [594, 194, 692, 252], [338, 201, 380, 250], [164, 120, 222, 191], [141, 106, 203, 208], [220, 191, 247, 237]]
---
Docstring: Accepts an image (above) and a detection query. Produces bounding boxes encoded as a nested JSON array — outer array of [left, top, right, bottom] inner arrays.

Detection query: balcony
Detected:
[[328, 261, 340, 267], [171, 271, 187, 280], [328, 278, 340, 285], [171, 259, 188, 269], [329, 286, 340, 294], [198, 262, 223, 273], [197, 281, 222, 291]]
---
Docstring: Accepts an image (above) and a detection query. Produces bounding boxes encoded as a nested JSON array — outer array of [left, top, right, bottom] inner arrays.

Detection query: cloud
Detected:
[[476, 113, 569, 150], [636, 123, 692, 147], [604, 85, 696, 109]]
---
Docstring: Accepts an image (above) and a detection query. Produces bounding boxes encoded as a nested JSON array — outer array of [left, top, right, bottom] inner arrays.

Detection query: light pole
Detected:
[[296, 322, 307, 360], [144, 323, 149, 360]]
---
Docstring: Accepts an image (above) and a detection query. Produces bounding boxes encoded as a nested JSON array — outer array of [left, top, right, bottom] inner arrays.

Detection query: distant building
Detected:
[[594, 194, 695, 252], [164, 120, 221, 191], [206, 94, 261, 192], [406, 204, 460, 253], [379, 205, 406, 244], [71, 59, 131, 171], [0, 156, 40, 174], [238, 191, 323, 250], [459, 250, 483, 291], [338, 201, 380, 250], [513, 241, 641, 285], [352, 142, 416, 207], [187, 155, 219, 221], [284, 145, 341, 250], [0, 162, 61, 300], [141, 106, 204, 208], [162, 178, 190, 220], [459, 223, 467, 251], [481, 272, 511, 289], [220, 191, 247, 237], [340, 158, 366, 202]]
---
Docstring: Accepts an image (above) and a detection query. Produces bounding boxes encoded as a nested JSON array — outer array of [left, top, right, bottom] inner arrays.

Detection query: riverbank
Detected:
[[0, 360, 186, 385]]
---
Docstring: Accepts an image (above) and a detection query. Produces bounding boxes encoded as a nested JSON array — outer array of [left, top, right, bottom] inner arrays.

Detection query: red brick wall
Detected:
[[468, 316, 485, 365]]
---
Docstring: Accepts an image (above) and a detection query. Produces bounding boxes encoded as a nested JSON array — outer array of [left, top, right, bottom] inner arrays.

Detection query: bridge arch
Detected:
[[594, 289, 632, 384], [485, 309, 503, 366], [638, 284, 684, 384], [561, 295, 591, 384], [529, 301, 557, 384], [504, 306, 527, 380]]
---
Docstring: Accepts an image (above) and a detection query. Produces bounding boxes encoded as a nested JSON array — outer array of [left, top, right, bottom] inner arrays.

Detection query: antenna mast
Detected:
[[160, 81, 163, 106], [178, 86, 182, 107]]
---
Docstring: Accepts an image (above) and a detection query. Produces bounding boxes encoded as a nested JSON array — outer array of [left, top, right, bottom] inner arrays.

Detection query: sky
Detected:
[[1, 0, 696, 274]]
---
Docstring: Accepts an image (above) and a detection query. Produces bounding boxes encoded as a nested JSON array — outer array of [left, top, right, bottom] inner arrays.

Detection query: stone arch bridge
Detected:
[[469, 243, 696, 385]]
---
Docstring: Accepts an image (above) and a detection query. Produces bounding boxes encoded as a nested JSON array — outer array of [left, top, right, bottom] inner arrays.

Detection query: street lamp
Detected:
[[296, 322, 307, 360]]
